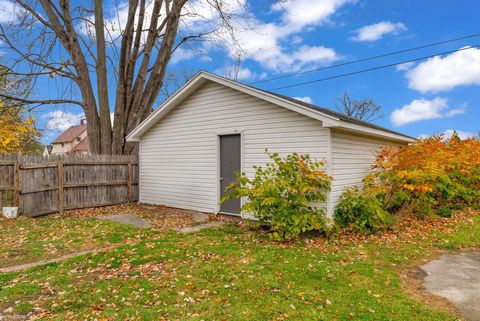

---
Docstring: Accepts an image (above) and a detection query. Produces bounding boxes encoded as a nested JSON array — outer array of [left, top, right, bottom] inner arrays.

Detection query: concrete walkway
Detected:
[[99, 214, 152, 228], [175, 221, 225, 234], [420, 251, 480, 321]]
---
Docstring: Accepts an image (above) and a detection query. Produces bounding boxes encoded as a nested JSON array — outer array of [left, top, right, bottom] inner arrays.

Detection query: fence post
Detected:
[[58, 162, 64, 213], [127, 161, 133, 202], [13, 162, 19, 207]]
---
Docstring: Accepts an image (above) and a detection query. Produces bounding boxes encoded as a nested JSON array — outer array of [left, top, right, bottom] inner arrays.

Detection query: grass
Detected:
[[0, 210, 478, 320], [0, 215, 149, 268]]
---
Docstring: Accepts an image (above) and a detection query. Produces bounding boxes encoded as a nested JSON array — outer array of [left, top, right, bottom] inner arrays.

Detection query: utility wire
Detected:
[[267, 44, 480, 91], [251, 33, 480, 85]]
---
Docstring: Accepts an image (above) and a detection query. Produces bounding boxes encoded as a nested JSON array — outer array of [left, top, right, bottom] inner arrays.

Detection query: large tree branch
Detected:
[[0, 26, 77, 81], [0, 93, 83, 106], [125, 0, 163, 126], [111, 0, 140, 154], [133, 0, 186, 130]]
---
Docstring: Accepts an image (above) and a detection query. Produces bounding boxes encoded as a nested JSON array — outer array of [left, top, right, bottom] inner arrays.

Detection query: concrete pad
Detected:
[[100, 214, 152, 228], [190, 211, 209, 223], [176, 221, 225, 234], [420, 251, 480, 321]]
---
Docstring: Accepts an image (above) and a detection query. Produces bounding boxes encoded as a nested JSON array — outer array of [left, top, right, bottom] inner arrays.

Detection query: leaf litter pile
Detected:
[[0, 207, 478, 320]]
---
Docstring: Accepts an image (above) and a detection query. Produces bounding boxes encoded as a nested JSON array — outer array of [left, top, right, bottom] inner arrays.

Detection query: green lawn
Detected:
[[0, 216, 143, 268], [0, 209, 478, 320]]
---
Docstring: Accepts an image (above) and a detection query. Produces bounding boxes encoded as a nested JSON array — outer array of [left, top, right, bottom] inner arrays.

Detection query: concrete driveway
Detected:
[[420, 251, 480, 321]]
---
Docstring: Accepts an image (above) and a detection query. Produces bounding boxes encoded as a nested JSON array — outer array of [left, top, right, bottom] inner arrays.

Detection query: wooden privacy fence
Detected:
[[0, 154, 138, 217]]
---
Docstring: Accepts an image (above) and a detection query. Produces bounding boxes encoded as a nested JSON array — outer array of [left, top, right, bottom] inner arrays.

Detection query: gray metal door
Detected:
[[219, 134, 241, 214]]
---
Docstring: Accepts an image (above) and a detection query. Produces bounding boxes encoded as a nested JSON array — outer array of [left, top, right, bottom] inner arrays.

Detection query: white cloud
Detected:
[[396, 61, 415, 71], [291, 36, 303, 44], [390, 97, 465, 127], [0, 0, 14, 23], [0, 0, 30, 24], [351, 21, 406, 42], [236, 27, 341, 71], [44, 111, 85, 131], [293, 96, 313, 104], [292, 46, 338, 65], [272, 0, 355, 33], [418, 129, 475, 140], [170, 47, 200, 64], [216, 65, 267, 81], [404, 46, 480, 93], [209, 0, 348, 72], [233, 67, 254, 80], [442, 129, 474, 140]]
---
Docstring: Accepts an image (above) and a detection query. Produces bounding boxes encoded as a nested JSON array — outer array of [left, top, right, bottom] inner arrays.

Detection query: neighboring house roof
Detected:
[[72, 137, 89, 153], [52, 124, 87, 144], [127, 71, 415, 143]]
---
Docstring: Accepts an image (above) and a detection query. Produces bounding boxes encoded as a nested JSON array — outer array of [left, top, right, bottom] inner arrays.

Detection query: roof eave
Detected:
[[126, 71, 414, 144], [330, 120, 416, 143]]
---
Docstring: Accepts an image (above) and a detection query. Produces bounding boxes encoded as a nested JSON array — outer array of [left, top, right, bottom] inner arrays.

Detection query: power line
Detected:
[[251, 33, 480, 85], [267, 44, 480, 91]]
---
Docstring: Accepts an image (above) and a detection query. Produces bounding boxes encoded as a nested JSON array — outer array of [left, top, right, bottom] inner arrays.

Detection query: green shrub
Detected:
[[334, 187, 392, 231], [437, 206, 453, 218], [220, 153, 332, 241]]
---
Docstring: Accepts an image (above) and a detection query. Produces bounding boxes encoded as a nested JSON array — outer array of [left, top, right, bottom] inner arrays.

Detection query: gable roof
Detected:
[[52, 124, 87, 144], [126, 71, 415, 143]]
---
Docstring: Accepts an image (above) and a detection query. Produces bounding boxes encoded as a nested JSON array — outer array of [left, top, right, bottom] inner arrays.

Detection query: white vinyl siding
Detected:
[[330, 130, 401, 207], [139, 81, 329, 213]]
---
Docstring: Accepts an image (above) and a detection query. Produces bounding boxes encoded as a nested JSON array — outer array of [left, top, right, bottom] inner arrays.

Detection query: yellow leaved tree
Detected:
[[0, 101, 42, 154]]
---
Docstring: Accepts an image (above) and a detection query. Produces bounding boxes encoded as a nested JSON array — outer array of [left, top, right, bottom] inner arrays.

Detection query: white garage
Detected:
[[126, 71, 414, 217]]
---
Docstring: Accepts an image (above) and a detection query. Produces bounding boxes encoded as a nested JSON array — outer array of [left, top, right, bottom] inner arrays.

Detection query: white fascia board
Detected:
[[337, 120, 416, 143]]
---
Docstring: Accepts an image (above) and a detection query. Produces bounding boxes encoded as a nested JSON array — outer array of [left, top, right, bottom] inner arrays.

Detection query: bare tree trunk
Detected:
[[112, 0, 141, 154], [94, 0, 112, 153], [119, 0, 185, 155]]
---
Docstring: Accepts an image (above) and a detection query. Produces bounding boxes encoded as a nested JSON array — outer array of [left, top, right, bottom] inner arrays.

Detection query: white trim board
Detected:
[[126, 71, 415, 144]]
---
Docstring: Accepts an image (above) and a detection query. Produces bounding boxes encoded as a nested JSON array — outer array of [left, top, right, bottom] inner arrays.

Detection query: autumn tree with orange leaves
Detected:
[[365, 134, 480, 217]]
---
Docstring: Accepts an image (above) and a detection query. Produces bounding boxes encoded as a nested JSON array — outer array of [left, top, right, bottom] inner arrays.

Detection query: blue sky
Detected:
[[170, 0, 480, 141], [4, 0, 478, 143]]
